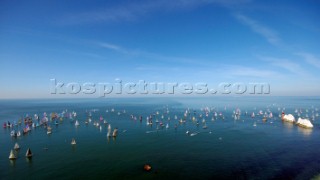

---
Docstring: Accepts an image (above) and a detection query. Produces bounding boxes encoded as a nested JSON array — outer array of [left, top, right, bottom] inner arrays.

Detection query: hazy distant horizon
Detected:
[[0, 95, 319, 100]]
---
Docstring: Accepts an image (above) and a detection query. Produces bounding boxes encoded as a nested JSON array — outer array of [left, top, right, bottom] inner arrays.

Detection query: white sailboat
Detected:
[[9, 150, 16, 160], [112, 128, 118, 137], [71, 138, 76, 145], [107, 124, 111, 137], [47, 126, 52, 134], [203, 123, 208, 129], [190, 132, 198, 136], [17, 131, 21, 137], [75, 120, 80, 126], [14, 143, 20, 150], [25, 148, 32, 158], [269, 112, 273, 118], [10, 130, 16, 137]]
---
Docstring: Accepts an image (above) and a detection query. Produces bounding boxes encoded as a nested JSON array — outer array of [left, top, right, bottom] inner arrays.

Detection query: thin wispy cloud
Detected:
[[231, 69, 280, 78], [295, 52, 320, 69], [234, 14, 319, 78], [257, 55, 308, 76], [135, 66, 180, 72], [99, 43, 129, 54], [61, 0, 251, 25], [97, 42, 206, 65], [234, 13, 281, 46], [221, 65, 283, 79]]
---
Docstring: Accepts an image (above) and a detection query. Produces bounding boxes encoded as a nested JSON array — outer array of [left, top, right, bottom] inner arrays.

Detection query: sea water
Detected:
[[0, 97, 319, 179]]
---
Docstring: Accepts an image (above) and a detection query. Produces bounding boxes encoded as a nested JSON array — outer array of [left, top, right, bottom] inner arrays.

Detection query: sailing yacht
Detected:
[[203, 123, 208, 129], [9, 150, 16, 160], [25, 148, 33, 158], [75, 120, 80, 126], [14, 143, 20, 150], [107, 124, 111, 137], [269, 112, 273, 118], [71, 138, 76, 145], [47, 126, 52, 134], [10, 130, 16, 137], [190, 132, 198, 136], [112, 128, 118, 137]]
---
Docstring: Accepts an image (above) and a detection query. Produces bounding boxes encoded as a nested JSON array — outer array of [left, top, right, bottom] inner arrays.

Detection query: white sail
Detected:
[[107, 124, 111, 137], [47, 126, 52, 134], [71, 138, 76, 145], [75, 120, 80, 126], [14, 143, 20, 150], [9, 150, 16, 160], [25, 148, 32, 158], [203, 123, 207, 129], [10, 130, 16, 137], [112, 128, 118, 137]]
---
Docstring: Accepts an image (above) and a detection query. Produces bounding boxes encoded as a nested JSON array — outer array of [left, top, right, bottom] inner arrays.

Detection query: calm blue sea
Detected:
[[0, 97, 320, 179]]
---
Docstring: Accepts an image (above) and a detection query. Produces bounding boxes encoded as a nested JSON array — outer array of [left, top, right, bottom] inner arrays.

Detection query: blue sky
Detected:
[[0, 0, 320, 98]]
